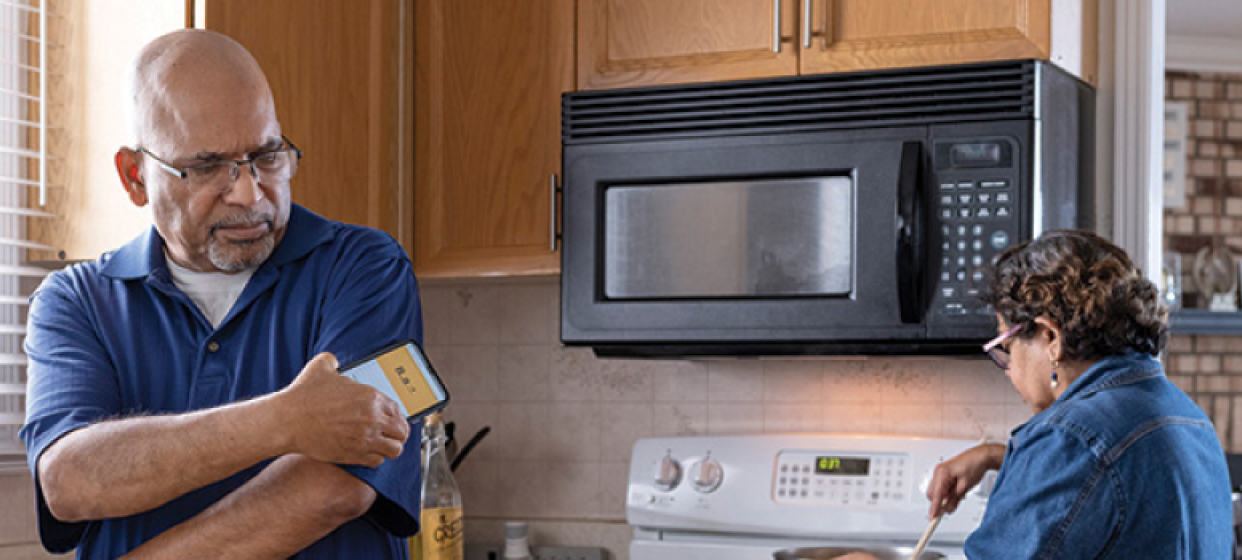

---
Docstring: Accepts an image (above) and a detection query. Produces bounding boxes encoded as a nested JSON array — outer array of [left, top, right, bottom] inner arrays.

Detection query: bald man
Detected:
[[20, 30, 423, 558]]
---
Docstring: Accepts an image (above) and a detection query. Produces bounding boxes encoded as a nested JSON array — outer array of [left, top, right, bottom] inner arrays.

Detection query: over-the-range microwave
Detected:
[[560, 60, 1095, 357]]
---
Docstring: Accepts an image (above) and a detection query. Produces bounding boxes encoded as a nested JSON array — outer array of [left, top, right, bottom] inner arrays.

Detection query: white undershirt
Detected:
[[165, 253, 256, 328]]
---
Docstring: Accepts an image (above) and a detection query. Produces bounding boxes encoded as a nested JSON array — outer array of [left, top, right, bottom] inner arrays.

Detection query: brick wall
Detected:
[[1164, 70, 1242, 453]]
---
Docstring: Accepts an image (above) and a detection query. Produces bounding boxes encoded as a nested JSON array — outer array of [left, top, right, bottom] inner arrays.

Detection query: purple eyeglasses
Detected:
[[982, 323, 1023, 369]]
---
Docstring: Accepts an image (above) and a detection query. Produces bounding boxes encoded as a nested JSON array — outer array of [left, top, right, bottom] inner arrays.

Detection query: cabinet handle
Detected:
[[772, 0, 781, 53], [802, 0, 812, 48], [550, 173, 559, 252]]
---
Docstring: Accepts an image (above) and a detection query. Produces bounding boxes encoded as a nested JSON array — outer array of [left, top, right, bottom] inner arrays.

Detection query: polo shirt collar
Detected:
[[266, 204, 339, 267], [98, 204, 337, 280]]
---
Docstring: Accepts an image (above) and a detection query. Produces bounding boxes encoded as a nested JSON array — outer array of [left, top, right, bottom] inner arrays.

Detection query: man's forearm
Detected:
[[120, 454, 376, 560], [38, 352, 407, 523], [39, 392, 292, 521]]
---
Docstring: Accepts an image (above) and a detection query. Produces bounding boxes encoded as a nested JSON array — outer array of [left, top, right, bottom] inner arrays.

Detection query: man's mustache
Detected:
[[209, 211, 274, 234]]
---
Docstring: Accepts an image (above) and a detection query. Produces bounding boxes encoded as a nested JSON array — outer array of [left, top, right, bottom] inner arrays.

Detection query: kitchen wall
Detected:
[[0, 471, 59, 559], [1162, 69, 1242, 454], [424, 278, 1028, 560]]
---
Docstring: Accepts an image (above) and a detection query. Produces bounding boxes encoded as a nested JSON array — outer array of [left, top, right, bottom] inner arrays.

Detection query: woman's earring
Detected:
[[1050, 360, 1060, 389]]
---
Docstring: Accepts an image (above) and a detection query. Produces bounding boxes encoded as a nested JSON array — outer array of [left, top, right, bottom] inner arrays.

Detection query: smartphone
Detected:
[[338, 339, 450, 421]]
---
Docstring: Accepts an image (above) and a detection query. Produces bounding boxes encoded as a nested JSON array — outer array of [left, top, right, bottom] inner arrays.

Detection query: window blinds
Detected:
[[0, 0, 50, 462]]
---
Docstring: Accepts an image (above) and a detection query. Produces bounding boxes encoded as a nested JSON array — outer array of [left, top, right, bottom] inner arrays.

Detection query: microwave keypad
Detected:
[[936, 179, 1015, 316], [937, 180, 1012, 220]]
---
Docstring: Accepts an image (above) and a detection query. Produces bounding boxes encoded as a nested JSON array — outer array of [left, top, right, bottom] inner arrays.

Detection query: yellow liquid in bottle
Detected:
[[407, 532, 422, 560], [420, 506, 464, 560]]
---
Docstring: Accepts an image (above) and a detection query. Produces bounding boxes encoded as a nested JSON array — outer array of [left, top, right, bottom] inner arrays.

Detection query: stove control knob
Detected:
[[690, 458, 724, 493], [652, 455, 682, 492]]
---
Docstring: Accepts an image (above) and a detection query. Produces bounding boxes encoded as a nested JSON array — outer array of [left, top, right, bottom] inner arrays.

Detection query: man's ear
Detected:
[[115, 148, 148, 207]]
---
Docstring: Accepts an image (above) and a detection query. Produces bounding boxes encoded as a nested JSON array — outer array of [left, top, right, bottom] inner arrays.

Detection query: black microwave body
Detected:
[[560, 60, 1095, 357]]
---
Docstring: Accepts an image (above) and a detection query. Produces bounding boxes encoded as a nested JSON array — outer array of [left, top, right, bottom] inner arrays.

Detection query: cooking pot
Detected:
[[773, 547, 945, 560]]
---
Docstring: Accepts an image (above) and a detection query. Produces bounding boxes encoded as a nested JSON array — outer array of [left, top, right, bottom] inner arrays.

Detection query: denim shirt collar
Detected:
[[1056, 351, 1163, 403], [98, 204, 337, 280], [1015, 351, 1164, 435]]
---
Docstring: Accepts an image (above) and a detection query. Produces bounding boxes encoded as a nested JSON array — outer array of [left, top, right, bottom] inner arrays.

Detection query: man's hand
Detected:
[[275, 353, 411, 467], [925, 443, 1005, 519]]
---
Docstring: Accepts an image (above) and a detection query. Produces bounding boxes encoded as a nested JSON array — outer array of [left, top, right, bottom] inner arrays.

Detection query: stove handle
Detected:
[[896, 141, 926, 324]]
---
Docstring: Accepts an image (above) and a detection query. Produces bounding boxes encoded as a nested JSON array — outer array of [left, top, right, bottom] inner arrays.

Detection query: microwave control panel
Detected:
[[929, 139, 1023, 319]]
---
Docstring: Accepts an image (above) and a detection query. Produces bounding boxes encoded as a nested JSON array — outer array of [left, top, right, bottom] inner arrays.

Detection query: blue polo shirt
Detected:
[[21, 204, 424, 559]]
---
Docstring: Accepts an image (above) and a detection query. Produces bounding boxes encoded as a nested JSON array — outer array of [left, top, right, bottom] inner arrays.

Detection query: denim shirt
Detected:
[[964, 352, 1232, 559]]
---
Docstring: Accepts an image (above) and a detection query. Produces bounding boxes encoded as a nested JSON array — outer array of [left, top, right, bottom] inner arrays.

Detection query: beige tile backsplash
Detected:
[[422, 277, 1026, 558]]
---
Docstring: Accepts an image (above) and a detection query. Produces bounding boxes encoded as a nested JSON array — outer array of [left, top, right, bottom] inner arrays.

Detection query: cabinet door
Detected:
[[199, 0, 414, 249], [798, 0, 1096, 84], [578, 0, 799, 90], [415, 0, 573, 277], [28, 0, 183, 263]]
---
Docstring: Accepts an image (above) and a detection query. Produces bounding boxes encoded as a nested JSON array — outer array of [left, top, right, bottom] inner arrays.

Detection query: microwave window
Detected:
[[603, 176, 854, 299]]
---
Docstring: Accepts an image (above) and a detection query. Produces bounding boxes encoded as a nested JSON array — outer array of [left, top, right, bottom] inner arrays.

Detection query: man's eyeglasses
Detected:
[[138, 136, 303, 192], [982, 323, 1023, 370]]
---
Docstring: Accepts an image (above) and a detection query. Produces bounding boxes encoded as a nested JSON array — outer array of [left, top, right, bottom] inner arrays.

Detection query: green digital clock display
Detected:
[[815, 456, 870, 476]]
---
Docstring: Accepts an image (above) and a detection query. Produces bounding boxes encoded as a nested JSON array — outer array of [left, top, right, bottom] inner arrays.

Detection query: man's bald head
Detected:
[[116, 29, 290, 274], [124, 29, 277, 151]]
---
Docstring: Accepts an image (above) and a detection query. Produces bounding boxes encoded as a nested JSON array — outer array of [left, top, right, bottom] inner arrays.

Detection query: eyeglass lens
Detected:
[[987, 348, 1009, 369], [188, 150, 298, 189]]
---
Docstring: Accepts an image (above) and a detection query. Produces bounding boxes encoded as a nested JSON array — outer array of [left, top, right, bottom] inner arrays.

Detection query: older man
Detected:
[[20, 29, 422, 558]]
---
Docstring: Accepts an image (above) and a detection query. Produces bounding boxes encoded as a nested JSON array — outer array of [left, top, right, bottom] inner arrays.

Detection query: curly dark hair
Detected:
[[980, 230, 1167, 359]]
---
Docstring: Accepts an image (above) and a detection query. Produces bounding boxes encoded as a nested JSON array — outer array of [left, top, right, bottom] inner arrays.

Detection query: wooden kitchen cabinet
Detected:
[[577, 0, 799, 90], [195, 0, 415, 251], [578, 0, 1097, 90], [414, 0, 574, 278], [798, 0, 1097, 83]]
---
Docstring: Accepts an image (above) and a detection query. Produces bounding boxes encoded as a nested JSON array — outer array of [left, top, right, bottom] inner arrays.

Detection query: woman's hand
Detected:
[[926, 443, 1006, 519]]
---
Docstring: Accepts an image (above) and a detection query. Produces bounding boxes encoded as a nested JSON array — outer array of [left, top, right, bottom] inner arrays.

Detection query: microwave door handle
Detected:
[[896, 141, 925, 324]]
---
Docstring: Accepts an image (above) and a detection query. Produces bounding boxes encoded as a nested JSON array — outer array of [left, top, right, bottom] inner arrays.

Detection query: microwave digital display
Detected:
[[938, 141, 1014, 169], [951, 143, 1002, 166]]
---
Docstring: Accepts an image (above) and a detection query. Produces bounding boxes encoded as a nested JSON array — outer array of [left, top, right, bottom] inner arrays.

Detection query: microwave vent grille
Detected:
[[563, 60, 1037, 144]]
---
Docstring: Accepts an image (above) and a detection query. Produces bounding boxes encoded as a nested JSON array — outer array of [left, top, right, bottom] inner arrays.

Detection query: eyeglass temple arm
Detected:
[[982, 323, 1022, 352]]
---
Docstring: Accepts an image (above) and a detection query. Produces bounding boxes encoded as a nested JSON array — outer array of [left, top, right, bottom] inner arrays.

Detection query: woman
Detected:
[[848, 230, 1232, 559]]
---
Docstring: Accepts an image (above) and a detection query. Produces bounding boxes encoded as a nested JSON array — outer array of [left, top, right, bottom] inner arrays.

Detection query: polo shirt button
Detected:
[[207, 341, 220, 353]]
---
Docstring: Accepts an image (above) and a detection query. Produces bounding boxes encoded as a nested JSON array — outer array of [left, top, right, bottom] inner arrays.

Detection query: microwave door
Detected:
[[603, 176, 854, 300], [561, 129, 933, 348]]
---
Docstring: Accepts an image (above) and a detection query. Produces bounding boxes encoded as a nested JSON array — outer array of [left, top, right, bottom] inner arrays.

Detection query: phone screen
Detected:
[[339, 340, 449, 421]]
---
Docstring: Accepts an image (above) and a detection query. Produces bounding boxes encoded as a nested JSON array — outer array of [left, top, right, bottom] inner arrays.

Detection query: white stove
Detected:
[[627, 435, 991, 560]]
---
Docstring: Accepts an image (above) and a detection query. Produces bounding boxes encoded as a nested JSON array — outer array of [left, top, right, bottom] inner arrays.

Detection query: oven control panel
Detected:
[[627, 435, 988, 542], [774, 451, 910, 507]]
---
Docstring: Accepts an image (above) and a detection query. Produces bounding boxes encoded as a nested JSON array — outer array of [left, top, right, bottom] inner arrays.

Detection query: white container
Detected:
[[503, 521, 533, 560]]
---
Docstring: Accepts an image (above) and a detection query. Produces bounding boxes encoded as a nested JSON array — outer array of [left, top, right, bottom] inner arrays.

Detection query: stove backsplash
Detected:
[[420, 277, 1029, 559]]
